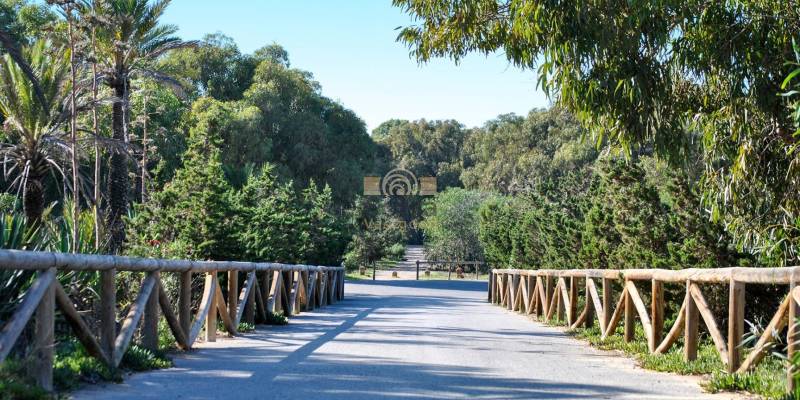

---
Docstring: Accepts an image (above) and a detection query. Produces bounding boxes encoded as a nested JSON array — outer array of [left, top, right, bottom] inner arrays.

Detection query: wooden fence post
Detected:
[[624, 279, 635, 343], [245, 277, 256, 325], [179, 271, 192, 336], [651, 280, 664, 348], [100, 269, 116, 366], [585, 278, 595, 328], [789, 280, 799, 391], [544, 276, 553, 317], [31, 268, 55, 391], [602, 278, 613, 332], [205, 272, 217, 342], [142, 271, 160, 351], [685, 280, 699, 361], [728, 279, 745, 372], [569, 277, 578, 325], [228, 271, 238, 322]]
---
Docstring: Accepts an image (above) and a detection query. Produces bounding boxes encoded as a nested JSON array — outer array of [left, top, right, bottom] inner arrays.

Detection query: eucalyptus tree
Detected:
[[92, 0, 194, 253], [0, 40, 74, 222], [393, 0, 800, 265]]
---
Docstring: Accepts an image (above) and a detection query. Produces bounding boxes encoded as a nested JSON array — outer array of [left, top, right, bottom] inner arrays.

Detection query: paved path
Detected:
[[374, 245, 425, 280], [74, 280, 736, 400]]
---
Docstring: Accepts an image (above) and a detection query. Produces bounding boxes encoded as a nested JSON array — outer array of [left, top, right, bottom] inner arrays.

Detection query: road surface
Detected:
[[74, 280, 737, 399]]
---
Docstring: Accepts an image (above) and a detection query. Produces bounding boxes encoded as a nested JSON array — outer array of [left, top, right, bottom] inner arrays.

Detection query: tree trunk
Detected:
[[107, 81, 128, 254], [23, 178, 44, 223]]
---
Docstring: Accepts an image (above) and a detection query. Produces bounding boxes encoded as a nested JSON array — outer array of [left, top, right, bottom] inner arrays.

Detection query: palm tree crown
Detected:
[[0, 40, 73, 222]]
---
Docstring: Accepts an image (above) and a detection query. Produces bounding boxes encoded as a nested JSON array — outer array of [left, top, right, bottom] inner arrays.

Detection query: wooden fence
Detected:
[[415, 260, 486, 280], [0, 250, 345, 391], [489, 267, 800, 390]]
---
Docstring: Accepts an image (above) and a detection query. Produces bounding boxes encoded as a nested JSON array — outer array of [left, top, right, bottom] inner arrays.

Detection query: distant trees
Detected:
[[420, 188, 490, 262]]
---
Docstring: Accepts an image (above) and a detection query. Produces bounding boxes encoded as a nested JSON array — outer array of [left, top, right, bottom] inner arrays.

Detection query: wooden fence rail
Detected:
[[0, 250, 345, 391], [489, 267, 800, 391]]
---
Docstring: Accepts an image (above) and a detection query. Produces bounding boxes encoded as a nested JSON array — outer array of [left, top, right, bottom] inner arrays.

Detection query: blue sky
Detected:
[[162, 0, 549, 132]]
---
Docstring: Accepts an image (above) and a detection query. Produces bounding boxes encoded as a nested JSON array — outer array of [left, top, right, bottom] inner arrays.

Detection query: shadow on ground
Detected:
[[74, 280, 700, 400]]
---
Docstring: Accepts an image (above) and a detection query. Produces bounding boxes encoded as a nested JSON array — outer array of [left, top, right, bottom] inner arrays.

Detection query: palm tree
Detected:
[[92, 0, 193, 253], [0, 40, 73, 222]]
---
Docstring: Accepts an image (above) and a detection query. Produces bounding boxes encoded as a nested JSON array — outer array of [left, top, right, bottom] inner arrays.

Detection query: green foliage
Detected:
[[126, 99, 239, 260], [342, 197, 406, 269], [393, 0, 800, 265], [0, 39, 73, 221], [420, 188, 491, 262], [0, 359, 49, 400], [705, 358, 787, 399], [386, 243, 405, 260], [236, 165, 347, 265], [478, 155, 748, 270], [120, 345, 172, 372], [461, 109, 595, 193], [570, 324, 786, 399], [264, 311, 288, 326]]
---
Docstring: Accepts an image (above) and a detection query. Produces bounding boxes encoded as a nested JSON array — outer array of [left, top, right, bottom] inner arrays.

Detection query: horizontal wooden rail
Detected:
[[489, 267, 800, 393], [0, 250, 345, 392]]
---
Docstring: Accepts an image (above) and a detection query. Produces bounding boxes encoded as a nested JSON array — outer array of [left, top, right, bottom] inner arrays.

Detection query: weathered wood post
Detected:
[[142, 271, 160, 351], [228, 271, 238, 322], [416, 260, 420, 280], [728, 277, 745, 372], [569, 277, 578, 325], [245, 277, 256, 325], [100, 268, 116, 366], [557, 279, 565, 322], [205, 272, 217, 342], [488, 270, 494, 302], [651, 280, 664, 348], [544, 275, 553, 317], [624, 279, 635, 343], [179, 271, 192, 336], [788, 279, 799, 391], [584, 278, 595, 328], [32, 268, 55, 391], [602, 278, 613, 333], [685, 280, 699, 361]]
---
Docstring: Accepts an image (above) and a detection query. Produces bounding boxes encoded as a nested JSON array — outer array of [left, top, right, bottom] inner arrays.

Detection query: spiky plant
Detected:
[[0, 40, 74, 222]]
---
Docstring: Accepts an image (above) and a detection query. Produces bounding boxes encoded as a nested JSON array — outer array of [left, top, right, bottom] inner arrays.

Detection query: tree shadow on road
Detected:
[[75, 290, 668, 400]]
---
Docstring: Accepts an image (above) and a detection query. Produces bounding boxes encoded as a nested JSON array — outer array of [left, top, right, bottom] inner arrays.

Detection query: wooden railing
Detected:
[[489, 267, 800, 390], [0, 250, 345, 391], [415, 260, 486, 280]]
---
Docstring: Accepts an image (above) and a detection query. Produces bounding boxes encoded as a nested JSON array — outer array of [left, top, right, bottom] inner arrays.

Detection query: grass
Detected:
[[418, 270, 489, 281], [346, 271, 371, 280], [564, 323, 788, 398]]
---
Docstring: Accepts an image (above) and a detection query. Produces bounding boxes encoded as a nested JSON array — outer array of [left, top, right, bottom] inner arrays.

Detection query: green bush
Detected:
[[386, 243, 405, 260], [264, 311, 288, 326]]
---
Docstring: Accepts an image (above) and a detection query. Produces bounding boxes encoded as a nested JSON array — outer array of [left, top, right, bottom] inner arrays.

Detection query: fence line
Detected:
[[489, 267, 800, 391], [0, 250, 345, 391], [415, 260, 486, 280]]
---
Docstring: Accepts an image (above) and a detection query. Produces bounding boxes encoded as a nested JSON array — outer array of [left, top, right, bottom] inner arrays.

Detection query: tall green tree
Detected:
[[93, 0, 193, 253], [393, 0, 800, 265], [420, 188, 491, 262], [126, 97, 237, 260]]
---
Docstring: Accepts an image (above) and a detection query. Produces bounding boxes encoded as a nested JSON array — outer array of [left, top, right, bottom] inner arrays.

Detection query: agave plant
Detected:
[[0, 211, 47, 319], [0, 39, 76, 223]]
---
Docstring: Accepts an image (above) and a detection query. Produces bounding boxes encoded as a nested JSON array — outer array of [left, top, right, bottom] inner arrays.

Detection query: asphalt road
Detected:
[[73, 280, 737, 399]]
